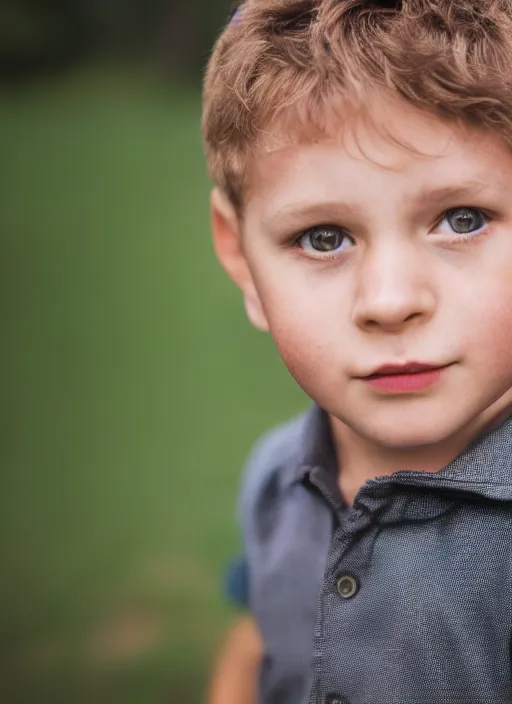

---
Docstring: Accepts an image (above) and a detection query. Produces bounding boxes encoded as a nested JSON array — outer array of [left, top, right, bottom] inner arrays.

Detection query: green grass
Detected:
[[0, 65, 308, 703]]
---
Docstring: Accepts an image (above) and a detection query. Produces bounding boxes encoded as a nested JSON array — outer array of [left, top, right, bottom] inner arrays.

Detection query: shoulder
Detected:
[[237, 409, 311, 523]]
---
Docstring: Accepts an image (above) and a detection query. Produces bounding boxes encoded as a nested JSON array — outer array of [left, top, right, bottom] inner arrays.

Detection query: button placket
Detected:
[[311, 511, 370, 704]]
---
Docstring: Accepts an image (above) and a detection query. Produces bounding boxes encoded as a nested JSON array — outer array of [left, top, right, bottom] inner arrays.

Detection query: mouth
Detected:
[[358, 362, 453, 393], [366, 362, 448, 377]]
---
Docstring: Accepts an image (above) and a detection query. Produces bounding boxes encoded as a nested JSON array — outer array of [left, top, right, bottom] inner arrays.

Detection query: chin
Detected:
[[354, 414, 467, 451]]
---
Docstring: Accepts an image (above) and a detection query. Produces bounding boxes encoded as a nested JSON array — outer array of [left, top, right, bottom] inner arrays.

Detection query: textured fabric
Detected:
[[239, 405, 512, 704]]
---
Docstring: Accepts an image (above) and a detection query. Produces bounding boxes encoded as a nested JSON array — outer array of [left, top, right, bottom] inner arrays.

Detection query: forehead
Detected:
[[245, 100, 506, 218]]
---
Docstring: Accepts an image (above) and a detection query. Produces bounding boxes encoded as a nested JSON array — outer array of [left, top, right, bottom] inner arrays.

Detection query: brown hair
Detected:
[[202, 0, 512, 212]]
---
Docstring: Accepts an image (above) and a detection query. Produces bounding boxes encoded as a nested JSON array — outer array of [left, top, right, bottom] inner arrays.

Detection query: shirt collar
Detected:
[[387, 414, 512, 502], [284, 404, 337, 487], [285, 404, 512, 503]]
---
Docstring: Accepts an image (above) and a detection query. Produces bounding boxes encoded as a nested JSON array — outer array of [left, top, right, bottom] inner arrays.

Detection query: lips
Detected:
[[364, 363, 446, 379], [359, 362, 452, 393]]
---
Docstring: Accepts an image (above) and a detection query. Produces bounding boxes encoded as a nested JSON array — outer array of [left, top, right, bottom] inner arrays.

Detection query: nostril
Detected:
[[405, 311, 421, 323]]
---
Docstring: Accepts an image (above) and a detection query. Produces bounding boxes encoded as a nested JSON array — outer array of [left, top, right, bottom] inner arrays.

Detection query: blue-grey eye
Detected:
[[444, 208, 487, 234], [299, 226, 352, 254]]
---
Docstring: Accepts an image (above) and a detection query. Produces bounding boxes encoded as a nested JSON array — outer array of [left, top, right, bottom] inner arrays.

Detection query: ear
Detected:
[[210, 187, 269, 332]]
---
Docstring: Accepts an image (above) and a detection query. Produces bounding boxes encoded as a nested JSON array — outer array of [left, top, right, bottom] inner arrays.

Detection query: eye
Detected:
[[297, 225, 354, 256], [437, 207, 489, 236]]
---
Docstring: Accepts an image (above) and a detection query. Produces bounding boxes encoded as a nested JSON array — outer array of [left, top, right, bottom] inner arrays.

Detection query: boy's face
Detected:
[[212, 101, 512, 449]]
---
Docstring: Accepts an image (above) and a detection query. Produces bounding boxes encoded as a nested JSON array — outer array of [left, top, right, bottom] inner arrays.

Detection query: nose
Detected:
[[352, 240, 436, 333]]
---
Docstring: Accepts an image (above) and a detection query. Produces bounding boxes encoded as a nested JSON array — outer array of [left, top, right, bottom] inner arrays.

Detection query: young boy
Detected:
[[202, 1, 512, 702]]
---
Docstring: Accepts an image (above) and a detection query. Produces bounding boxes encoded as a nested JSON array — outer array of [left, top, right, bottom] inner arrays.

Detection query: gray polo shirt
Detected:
[[238, 404, 512, 704]]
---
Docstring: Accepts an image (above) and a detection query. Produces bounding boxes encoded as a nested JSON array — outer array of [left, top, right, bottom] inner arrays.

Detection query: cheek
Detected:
[[459, 268, 512, 376], [474, 300, 512, 364], [273, 322, 335, 396], [257, 277, 344, 388]]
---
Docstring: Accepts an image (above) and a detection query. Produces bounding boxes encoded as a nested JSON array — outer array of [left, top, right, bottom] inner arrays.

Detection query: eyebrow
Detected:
[[262, 180, 502, 230], [414, 181, 501, 205], [262, 202, 360, 231]]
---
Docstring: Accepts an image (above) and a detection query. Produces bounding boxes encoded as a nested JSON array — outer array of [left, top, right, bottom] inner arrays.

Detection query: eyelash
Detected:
[[290, 207, 493, 260]]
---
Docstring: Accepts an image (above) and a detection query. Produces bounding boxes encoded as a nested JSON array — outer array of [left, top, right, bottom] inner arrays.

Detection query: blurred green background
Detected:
[[0, 2, 307, 702]]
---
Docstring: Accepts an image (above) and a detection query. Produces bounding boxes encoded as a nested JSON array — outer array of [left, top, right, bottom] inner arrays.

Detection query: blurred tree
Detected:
[[159, 0, 233, 79], [0, 0, 233, 83], [0, 0, 92, 82]]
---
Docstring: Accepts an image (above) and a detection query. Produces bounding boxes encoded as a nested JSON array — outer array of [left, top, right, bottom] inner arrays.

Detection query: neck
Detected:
[[330, 400, 512, 507]]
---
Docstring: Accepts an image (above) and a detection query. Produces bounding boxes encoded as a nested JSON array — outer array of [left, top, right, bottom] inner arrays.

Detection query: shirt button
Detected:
[[336, 573, 359, 599], [325, 694, 350, 704]]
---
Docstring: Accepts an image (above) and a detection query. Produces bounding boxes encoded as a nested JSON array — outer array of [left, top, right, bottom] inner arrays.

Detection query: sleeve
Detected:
[[223, 555, 250, 608], [225, 419, 296, 611]]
